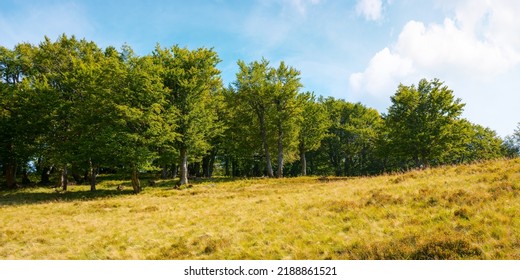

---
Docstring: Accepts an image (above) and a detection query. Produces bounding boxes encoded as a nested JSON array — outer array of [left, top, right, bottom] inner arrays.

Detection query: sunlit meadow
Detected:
[[1, 159, 519, 259]]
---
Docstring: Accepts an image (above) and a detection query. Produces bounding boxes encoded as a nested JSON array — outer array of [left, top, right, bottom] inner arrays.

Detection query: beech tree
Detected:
[[384, 78, 465, 168], [222, 85, 263, 177], [230, 59, 303, 177], [153, 45, 222, 185], [31, 35, 91, 190], [298, 93, 330, 176], [319, 98, 383, 176], [233, 59, 276, 177], [112, 48, 168, 193], [270, 62, 303, 178], [0, 43, 40, 188]]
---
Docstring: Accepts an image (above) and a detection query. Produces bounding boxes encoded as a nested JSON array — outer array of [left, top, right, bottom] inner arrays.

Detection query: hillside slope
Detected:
[[0, 159, 519, 259]]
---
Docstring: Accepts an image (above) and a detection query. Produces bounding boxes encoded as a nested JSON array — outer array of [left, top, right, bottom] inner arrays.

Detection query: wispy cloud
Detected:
[[356, 0, 383, 21], [286, 0, 322, 16]]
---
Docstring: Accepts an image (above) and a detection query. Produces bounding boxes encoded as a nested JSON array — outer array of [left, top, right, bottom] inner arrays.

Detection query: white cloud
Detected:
[[350, 0, 520, 136], [286, 0, 322, 16], [356, 0, 383, 21], [350, 48, 413, 96], [351, 0, 520, 95], [395, 18, 518, 77]]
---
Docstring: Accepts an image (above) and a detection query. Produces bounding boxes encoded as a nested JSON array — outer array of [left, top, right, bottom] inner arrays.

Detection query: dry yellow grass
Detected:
[[1, 158, 519, 259]]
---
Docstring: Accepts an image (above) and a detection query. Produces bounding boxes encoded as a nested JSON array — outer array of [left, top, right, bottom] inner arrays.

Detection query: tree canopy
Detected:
[[0, 35, 515, 189]]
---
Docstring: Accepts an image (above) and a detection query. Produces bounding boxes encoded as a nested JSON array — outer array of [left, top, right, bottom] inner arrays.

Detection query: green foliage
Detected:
[[383, 78, 465, 168], [298, 93, 330, 175], [0, 43, 40, 188], [0, 36, 512, 188], [299, 93, 330, 152], [111, 52, 168, 186], [502, 123, 520, 158], [153, 45, 222, 184], [227, 59, 303, 177], [458, 122, 504, 162], [317, 97, 383, 176]]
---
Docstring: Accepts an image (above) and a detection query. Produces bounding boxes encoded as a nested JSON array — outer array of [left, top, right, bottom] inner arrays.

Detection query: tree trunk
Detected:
[[89, 159, 96, 191], [231, 159, 236, 178], [171, 163, 177, 179], [131, 167, 141, 193], [343, 156, 349, 177], [161, 164, 168, 179], [335, 157, 342, 177], [414, 156, 421, 169], [90, 171, 97, 191], [5, 161, 17, 189], [202, 149, 217, 178], [277, 125, 284, 178], [263, 139, 274, 178], [83, 170, 90, 183], [300, 144, 307, 176], [40, 166, 52, 185], [179, 147, 188, 185], [202, 155, 210, 178], [61, 165, 68, 191], [224, 157, 230, 177], [72, 172, 82, 184], [21, 167, 31, 185], [259, 114, 274, 177], [191, 162, 201, 178], [209, 156, 215, 178]]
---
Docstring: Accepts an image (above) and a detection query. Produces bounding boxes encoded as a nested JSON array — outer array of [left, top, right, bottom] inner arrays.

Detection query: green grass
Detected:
[[1, 158, 520, 259]]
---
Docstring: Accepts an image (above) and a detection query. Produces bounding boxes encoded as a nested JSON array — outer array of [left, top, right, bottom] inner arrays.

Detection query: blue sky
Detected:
[[1, 0, 519, 137]]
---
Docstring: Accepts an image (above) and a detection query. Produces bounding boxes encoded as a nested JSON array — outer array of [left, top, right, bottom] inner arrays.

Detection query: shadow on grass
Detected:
[[0, 176, 262, 206], [0, 188, 135, 206]]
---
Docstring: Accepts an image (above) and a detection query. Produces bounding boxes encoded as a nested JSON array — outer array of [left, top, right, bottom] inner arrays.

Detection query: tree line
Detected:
[[1, 35, 519, 192]]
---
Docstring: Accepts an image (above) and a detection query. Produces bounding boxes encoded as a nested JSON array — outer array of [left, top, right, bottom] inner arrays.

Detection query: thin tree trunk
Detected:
[[414, 156, 421, 169], [5, 161, 17, 189], [131, 167, 141, 193], [71, 172, 82, 184], [161, 164, 168, 179], [277, 124, 284, 178], [89, 159, 96, 191], [90, 171, 97, 191], [202, 149, 216, 178], [171, 163, 177, 179], [22, 166, 31, 185], [202, 155, 210, 178], [40, 166, 51, 185], [179, 147, 188, 185], [208, 153, 215, 178], [224, 157, 230, 177], [259, 114, 274, 177], [61, 165, 68, 191], [191, 162, 201, 178], [308, 152, 314, 175], [83, 169, 90, 183], [231, 159, 236, 178], [344, 156, 349, 177], [300, 143, 307, 176]]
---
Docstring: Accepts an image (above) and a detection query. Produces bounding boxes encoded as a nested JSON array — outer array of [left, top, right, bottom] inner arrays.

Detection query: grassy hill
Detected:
[[1, 158, 519, 259]]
